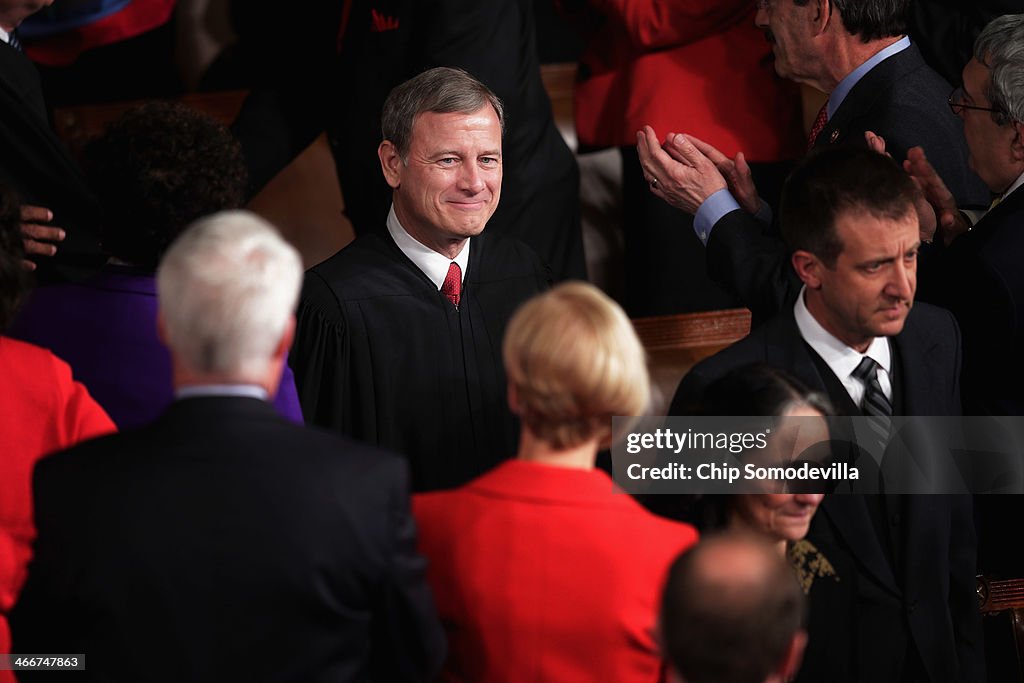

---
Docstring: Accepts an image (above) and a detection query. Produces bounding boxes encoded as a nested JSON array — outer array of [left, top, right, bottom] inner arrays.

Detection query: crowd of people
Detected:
[[2, 0, 1023, 682]]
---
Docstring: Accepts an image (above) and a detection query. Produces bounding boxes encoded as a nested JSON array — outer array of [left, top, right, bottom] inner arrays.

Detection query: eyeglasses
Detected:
[[948, 87, 1002, 116]]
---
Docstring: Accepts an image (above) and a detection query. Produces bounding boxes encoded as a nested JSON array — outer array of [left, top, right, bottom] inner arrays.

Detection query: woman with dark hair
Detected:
[[0, 185, 114, 675], [10, 102, 303, 428], [695, 364, 832, 559]]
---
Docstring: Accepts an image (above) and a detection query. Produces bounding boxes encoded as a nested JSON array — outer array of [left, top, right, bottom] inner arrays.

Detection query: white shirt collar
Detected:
[[1004, 170, 1024, 199], [176, 384, 269, 401], [793, 286, 892, 403], [386, 205, 470, 290], [0, 29, 10, 45]]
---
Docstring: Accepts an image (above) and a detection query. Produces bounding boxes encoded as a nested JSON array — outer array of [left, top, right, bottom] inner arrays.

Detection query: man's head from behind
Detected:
[[84, 101, 248, 271], [755, 0, 909, 85], [660, 534, 807, 683], [378, 67, 505, 259], [957, 14, 1024, 193], [781, 146, 919, 352], [156, 211, 302, 391]]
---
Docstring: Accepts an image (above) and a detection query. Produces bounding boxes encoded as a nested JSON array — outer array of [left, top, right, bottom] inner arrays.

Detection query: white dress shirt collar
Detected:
[[1003, 169, 1024, 200], [794, 286, 893, 405], [0, 28, 10, 45], [386, 205, 470, 290], [176, 384, 269, 401]]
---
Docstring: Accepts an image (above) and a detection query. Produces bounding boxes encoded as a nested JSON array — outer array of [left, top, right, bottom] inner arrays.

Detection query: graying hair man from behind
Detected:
[[157, 210, 303, 386], [11, 211, 445, 682], [660, 534, 808, 683]]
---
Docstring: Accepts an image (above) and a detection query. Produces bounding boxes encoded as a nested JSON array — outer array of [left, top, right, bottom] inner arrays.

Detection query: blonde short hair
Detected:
[[502, 282, 649, 449]]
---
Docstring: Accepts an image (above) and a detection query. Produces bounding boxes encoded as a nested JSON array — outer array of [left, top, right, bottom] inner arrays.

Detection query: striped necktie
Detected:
[[852, 355, 892, 448], [7, 30, 22, 52]]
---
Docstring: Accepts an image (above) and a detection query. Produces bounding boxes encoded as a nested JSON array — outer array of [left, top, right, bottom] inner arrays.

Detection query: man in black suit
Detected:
[[10, 211, 445, 682], [231, 0, 584, 281], [0, 0, 103, 276], [671, 147, 983, 683], [637, 0, 989, 322], [906, 14, 1024, 418]]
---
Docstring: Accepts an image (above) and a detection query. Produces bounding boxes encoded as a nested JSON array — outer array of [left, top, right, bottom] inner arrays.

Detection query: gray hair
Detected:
[[157, 210, 303, 380], [975, 14, 1024, 125], [380, 66, 505, 159]]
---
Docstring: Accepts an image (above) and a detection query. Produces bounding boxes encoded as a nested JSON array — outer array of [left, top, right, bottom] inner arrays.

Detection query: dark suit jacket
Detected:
[[232, 0, 585, 280], [705, 43, 989, 323], [10, 396, 445, 682], [670, 304, 984, 683], [0, 41, 103, 277], [926, 185, 1024, 416]]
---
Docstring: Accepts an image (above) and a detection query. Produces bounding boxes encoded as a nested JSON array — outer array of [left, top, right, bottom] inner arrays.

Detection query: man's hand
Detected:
[[903, 146, 969, 246], [864, 132, 939, 242], [20, 205, 64, 271], [675, 134, 761, 215], [636, 126, 726, 215]]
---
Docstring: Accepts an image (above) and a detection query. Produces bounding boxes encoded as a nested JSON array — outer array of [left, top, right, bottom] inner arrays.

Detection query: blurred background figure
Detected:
[[0, 185, 114, 682], [564, 0, 803, 315], [660, 533, 808, 683], [414, 281, 698, 682], [10, 102, 303, 429]]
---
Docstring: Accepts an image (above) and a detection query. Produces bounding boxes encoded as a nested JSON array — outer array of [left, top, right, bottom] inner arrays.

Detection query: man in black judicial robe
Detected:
[[290, 67, 549, 492], [231, 0, 584, 281]]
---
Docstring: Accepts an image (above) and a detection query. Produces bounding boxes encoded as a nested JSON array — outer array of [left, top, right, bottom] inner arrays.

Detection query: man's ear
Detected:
[[791, 250, 824, 289], [379, 140, 403, 189], [274, 315, 296, 362], [156, 310, 168, 345], [810, 0, 832, 35], [1011, 120, 1024, 162]]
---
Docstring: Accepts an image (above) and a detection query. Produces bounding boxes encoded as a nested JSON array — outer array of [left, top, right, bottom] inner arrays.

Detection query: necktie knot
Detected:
[[441, 261, 461, 307], [852, 355, 880, 383]]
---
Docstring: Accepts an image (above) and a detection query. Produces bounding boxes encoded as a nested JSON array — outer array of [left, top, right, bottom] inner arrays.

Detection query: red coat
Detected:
[[0, 336, 114, 669], [414, 459, 699, 683], [573, 1, 803, 161]]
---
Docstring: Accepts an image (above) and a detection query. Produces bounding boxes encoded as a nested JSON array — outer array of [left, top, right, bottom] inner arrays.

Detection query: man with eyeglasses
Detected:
[[638, 0, 989, 323], [907, 14, 1024, 418]]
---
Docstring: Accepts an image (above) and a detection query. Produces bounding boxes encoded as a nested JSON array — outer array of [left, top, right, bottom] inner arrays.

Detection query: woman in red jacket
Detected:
[[0, 187, 114, 673], [570, 1, 804, 315], [414, 282, 699, 683]]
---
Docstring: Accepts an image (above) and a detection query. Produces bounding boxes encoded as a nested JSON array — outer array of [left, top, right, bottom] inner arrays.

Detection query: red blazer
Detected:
[[0, 336, 114, 669], [414, 459, 699, 683], [572, 1, 803, 161]]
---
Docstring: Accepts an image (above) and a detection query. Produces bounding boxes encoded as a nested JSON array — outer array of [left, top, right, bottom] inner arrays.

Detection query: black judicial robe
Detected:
[[291, 231, 549, 492]]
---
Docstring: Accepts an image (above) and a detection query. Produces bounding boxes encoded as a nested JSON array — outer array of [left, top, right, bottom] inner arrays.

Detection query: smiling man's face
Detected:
[[380, 106, 502, 258]]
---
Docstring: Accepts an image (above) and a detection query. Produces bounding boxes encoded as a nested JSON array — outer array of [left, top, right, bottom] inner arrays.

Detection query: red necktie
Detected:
[[441, 262, 461, 307], [807, 99, 830, 151]]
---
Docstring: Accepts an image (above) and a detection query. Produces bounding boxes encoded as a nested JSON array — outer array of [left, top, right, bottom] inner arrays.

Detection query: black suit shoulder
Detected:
[[823, 44, 988, 206]]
